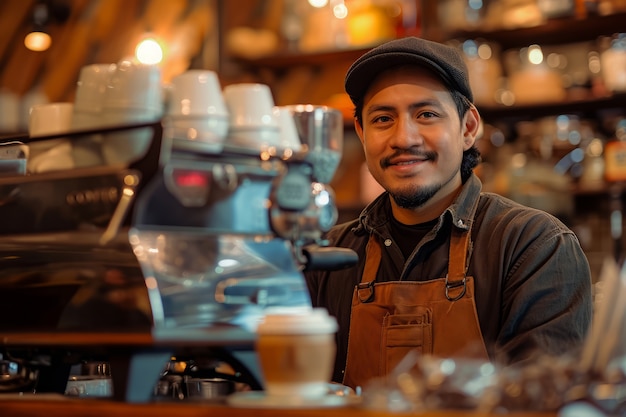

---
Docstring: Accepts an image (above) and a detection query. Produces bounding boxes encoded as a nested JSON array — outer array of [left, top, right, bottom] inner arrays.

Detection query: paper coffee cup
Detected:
[[255, 308, 337, 398]]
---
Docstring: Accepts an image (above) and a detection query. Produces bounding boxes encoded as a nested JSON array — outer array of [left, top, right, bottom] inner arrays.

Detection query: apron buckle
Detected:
[[445, 275, 467, 301], [357, 281, 375, 303]]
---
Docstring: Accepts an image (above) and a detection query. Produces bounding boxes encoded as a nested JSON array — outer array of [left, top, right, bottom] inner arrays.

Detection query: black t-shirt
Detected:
[[388, 216, 438, 259]]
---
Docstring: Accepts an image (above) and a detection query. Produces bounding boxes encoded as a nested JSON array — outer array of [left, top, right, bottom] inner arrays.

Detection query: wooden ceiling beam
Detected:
[[0, 0, 35, 66]]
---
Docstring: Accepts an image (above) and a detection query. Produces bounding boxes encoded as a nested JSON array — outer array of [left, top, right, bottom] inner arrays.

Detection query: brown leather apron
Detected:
[[342, 226, 489, 389]]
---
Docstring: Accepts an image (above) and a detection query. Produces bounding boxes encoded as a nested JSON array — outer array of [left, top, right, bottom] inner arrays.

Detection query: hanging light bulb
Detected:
[[24, 2, 51, 52], [23, 1, 70, 52], [24, 31, 52, 52]]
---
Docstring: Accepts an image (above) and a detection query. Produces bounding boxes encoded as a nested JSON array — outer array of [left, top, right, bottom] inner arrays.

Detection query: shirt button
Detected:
[[384, 239, 392, 247]]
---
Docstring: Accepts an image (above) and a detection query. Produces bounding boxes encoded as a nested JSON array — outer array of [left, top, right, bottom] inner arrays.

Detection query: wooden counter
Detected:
[[0, 396, 556, 417], [0, 332, 557, 416]]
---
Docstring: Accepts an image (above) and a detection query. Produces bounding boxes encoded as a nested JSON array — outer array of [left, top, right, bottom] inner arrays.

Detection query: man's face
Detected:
[[355, 65, 478, 210]]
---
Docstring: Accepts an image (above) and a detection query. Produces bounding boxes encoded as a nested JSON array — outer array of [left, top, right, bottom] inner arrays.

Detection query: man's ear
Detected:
[[354, 117, 365, 145], [462, 105, 481, 149]]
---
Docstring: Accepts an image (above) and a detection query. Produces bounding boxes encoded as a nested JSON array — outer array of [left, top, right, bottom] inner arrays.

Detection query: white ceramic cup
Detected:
[[167, 70, 228, 118], [100, 60, 163, 166], [28, 102, 75, 172], [74, 63, 117, 116], [255, 307, 337, 399], [165, 70, 229, 153], [102, 59, 163, 114], [223, 83, 279, 150], [28, 102, 74, 137], [0, 90, 20, 132], [100, 109, 160, 166], [272, 106, 303, 153], [71, 63, 117, 168], [223, 83, 277, 129]]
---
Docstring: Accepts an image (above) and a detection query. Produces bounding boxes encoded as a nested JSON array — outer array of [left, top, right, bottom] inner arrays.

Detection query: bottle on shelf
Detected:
[[603, 118, 626, 182]]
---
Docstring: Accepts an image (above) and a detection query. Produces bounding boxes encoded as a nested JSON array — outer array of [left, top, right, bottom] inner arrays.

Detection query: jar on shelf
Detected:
[[536, 0, 576, 18], [580, 137, 605, 188], [603, 118, 626, 182], [600, 33, 626, 93], [455, 39, 503, 106], [504, 44, 567, 104], [437, 0, 485, 31], [536, 114, 582, 161]]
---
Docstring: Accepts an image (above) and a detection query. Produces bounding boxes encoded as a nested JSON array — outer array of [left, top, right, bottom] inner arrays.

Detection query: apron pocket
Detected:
[[381, 309, 433, 376]]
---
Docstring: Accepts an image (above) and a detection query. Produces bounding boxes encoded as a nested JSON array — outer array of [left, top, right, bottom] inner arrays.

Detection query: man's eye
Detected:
[[419, 111, 438, 119], [372, 115, 392, 123]]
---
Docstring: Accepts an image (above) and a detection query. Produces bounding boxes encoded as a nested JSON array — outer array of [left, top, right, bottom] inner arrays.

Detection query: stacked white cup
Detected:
[[100, 59, 164, 166], [71, 63, 117, 167], [223, 83, 281, 153], [272, 106, 303, 156], [28, 102, 75, 172], [0, 90, 20, 133], [165, 69, 229, 154], [28, 102, 74, 138], [72, 63, 117, 130]]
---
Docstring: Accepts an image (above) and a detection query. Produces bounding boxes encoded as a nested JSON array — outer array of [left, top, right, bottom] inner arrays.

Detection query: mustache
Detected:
[[380, 149, 437, 169]]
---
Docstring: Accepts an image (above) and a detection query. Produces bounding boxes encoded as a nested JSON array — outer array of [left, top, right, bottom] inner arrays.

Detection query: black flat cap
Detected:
[[345, 37, 473, 105]]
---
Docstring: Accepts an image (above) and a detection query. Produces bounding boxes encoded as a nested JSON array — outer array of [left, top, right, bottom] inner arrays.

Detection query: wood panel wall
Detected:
[[0, 0, 219, 133]]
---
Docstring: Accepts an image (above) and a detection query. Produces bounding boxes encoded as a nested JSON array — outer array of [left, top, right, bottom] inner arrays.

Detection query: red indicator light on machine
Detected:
[[173, 171, 210, 187]]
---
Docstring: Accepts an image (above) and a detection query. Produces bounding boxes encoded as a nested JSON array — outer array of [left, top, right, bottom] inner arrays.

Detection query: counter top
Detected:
[[0, 330, 255, 347], [0, 396, 556, 417], [0, 333, 561, 416]]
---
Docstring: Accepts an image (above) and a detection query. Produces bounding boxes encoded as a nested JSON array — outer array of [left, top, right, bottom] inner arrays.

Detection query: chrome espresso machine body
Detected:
[[0, 106, 356, 402]]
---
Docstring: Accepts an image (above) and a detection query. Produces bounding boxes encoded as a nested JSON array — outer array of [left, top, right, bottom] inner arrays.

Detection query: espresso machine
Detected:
[[0, 105, 356, 402]]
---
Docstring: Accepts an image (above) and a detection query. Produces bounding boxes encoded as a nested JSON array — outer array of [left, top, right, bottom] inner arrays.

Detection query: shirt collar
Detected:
[[445, 173, 482, 232], [357, 173, 483, 233]]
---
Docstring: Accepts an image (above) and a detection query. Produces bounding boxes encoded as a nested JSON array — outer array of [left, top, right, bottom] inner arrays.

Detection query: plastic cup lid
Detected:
[[256, 307, 338, 335]]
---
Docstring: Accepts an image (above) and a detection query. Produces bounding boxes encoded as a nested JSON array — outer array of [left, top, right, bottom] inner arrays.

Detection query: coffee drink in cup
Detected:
[[255, 308, 337, 398]]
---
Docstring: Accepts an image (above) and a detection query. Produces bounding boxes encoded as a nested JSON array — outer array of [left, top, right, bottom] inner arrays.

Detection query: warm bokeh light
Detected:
[[528, 44, 544, 65], [477, 43, 492, 60], [24, 31, 51, 52], [333, 3, 348, 19], [308, 0, 328, 7], [135, 37, 163, 65]]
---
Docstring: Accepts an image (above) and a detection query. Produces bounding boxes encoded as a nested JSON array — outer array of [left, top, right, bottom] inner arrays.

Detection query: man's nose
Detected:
[[390, 117, 422, 148]]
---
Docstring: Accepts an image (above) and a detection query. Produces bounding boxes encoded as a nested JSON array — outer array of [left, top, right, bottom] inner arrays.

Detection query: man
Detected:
[[305, 37, 592, 389]]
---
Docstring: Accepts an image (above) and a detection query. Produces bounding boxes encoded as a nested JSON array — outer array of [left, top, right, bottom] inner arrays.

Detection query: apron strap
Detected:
[[361, 224, 472, 301], [448, 226, 470, 280], [446, 226, 471, 301], [361, 236, 381, 283]]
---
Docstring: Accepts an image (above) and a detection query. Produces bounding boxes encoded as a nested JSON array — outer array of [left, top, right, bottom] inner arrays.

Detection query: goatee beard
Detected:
[[390, 184, 440, 209]]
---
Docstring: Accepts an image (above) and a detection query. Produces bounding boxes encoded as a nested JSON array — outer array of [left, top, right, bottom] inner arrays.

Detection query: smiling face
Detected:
[[355, 65, 480, 223]]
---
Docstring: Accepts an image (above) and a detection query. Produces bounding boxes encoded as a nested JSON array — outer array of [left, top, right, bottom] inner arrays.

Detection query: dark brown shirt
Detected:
[[305, 173, 593, 383]]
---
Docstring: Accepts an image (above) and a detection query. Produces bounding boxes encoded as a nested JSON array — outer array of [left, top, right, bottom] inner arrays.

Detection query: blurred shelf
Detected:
[[573, 181, 626, 196], [478, 92, 626, 122], [445, 11, 626, 49], [231, 46, 374, 70]]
